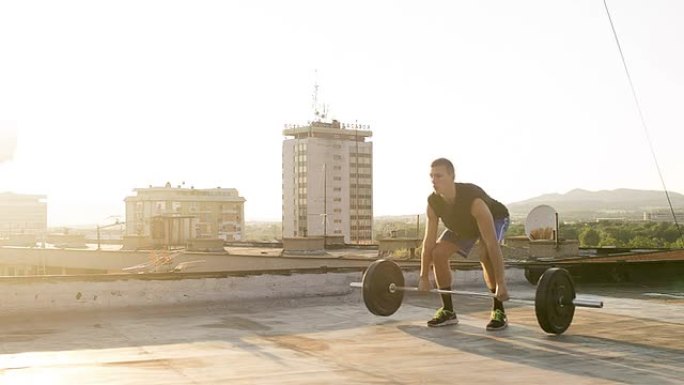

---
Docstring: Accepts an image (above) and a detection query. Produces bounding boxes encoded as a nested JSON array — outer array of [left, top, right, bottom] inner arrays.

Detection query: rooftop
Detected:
[[0, 266, 682, 384], [282, 120, 373, 140]]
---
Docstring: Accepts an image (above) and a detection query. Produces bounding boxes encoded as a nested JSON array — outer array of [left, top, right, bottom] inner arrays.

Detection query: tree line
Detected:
[[508, 220, 683, 248], [244, 218, 683, 248]]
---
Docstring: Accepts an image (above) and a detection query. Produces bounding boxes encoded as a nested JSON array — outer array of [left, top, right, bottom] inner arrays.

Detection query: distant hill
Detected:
[[507, 188, 684, 218]]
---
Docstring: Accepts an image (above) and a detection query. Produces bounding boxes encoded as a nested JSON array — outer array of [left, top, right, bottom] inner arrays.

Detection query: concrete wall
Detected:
[[529, 240, 579, 259], [281, 139, 296, 238], [186, 238, 225, 252], [0, 272, 359, 314], [0, 246, 381, 275], [0, 266, 530, 315], [282, 237, 325, 252], [378, 238, 421, 258]]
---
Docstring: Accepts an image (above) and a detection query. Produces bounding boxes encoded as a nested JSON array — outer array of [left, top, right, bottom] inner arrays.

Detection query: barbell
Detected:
[[350, 259, 604, 335]]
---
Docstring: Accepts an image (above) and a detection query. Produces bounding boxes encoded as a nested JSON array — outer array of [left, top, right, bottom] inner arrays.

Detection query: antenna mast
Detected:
[[312, 72, 320, 121], [312, 70, 328, 122]]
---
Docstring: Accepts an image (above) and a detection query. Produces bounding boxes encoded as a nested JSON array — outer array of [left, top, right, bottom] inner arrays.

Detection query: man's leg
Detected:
[[432, 241, 459, 308], [426, 241, 460, 327], [480, 217, 510, 331], [479, 246, 505, 312]]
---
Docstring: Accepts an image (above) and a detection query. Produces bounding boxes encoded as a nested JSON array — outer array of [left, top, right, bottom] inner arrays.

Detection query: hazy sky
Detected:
[[1, 0, 682, 226]]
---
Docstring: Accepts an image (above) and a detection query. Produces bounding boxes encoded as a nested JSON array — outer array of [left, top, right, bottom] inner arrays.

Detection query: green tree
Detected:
[[560, 226, 579, 240], [627, 235, 659, 248], [602, 226, 633, 245], [598, 235, 619, 247], [578, 227, 600, 246], [656, 223, 681, 244], [507, 223, 526, 237]]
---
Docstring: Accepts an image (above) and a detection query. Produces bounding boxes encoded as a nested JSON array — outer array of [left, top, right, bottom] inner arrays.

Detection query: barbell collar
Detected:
[[570, 298, 603, 308]]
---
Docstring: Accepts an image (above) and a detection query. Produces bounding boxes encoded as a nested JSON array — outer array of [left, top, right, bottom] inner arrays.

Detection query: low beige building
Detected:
[[123, 183, 245, 249]]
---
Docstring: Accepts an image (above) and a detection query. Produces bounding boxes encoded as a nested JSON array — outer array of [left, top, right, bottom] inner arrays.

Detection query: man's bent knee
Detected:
[[433, 243, 456, 264]]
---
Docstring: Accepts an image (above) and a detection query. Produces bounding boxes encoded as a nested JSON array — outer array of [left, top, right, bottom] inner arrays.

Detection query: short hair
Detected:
[[431, 158, 455, 177]]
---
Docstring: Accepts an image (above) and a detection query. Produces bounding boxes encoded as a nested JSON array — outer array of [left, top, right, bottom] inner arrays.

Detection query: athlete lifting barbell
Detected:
[[353, 158, 603, 333], [350, 259, 604, 335]]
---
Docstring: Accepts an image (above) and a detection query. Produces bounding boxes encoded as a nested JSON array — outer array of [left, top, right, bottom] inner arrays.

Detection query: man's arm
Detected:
[[471, 198, 509, 301], [419, 204, 439, 289]]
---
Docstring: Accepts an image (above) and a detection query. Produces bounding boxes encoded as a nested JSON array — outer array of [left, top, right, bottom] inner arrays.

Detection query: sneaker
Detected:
[[427, 307, 459, 327], [486, 309, 508, 331]]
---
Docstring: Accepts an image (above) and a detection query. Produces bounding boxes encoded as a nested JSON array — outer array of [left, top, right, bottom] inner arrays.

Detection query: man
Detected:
[[419, 158, 511, 330]]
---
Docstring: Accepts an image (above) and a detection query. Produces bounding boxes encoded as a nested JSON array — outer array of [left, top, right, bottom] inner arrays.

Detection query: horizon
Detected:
[[37, 185, 684, 228], [1, 1, 682, 226]]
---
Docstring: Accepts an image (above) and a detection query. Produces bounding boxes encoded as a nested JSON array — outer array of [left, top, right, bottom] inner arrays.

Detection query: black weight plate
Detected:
[[362, 259, 405, 316], [524, 267, 545, 285], [535, 267, 576, 334]]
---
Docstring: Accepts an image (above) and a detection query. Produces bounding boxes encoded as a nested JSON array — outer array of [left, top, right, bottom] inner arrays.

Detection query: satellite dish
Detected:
[[525, 205, 558, 241]]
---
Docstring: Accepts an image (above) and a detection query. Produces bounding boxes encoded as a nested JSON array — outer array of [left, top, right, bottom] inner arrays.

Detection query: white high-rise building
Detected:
[[282, 120, 373, 243]]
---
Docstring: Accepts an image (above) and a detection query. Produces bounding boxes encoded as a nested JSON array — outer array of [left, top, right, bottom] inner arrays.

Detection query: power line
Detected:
[[602, 0, 684, 247]]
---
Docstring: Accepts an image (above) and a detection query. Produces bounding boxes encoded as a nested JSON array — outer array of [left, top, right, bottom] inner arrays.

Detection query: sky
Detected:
[[1, 0, 682, 226]]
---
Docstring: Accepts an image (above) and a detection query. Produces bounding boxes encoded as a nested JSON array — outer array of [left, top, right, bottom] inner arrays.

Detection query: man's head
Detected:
[[430, 157, 455, 194], [431, 158, 454, 177]]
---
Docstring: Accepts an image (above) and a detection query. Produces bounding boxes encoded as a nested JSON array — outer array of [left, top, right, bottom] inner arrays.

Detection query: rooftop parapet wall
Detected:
[[282, 122, 372, 141], [528, 240, 580, 259], [0, 266, 530, 315], [0, 272, 358, 315]]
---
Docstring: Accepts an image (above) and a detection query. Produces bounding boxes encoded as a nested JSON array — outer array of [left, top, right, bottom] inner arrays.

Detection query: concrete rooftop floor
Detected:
[[0, 272, 683, 385]]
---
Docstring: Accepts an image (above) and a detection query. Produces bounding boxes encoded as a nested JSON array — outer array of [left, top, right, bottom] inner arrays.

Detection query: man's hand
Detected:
[[495, 285, 510, 302], [418, 276, 432, 292]]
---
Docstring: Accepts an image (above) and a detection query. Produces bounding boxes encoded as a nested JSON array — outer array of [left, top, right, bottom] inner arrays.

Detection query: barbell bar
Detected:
[[349, 282, 603, 308], [350, 259, 605, 334]]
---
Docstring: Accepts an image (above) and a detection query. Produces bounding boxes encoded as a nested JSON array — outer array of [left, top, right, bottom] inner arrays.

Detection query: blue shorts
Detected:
[[437, 217, 510, 257]]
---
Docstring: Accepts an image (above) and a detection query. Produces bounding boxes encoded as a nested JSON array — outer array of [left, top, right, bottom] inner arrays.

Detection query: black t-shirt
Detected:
[[428, 183, 509, 239]]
